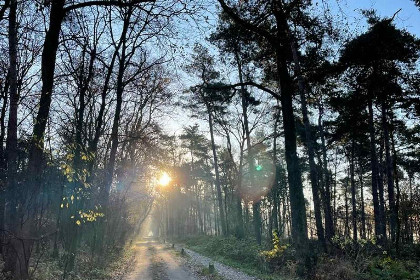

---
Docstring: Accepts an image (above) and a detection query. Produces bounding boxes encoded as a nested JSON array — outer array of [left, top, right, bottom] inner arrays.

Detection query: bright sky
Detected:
[[328, 0, 420, 36]]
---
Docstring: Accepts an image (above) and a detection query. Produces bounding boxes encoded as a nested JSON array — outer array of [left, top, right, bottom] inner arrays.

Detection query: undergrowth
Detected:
[[0, 245, 136, 280], [173, 235, 295, 280], [173, 234, 420, 280]]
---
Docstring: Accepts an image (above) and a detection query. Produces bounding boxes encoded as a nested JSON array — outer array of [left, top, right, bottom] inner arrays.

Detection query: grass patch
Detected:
[[172, 235, 296, 280]]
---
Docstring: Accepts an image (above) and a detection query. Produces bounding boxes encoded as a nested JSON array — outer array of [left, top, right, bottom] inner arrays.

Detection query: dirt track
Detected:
[[125, 240, 198, 280]]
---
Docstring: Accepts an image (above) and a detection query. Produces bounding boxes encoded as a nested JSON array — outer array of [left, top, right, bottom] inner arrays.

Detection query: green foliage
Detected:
[[260, 231, 290, 260], [313, 238, 420, 280], [30, 245, 135, 280], [182, 235, 263, 268], [314, 257, 359, 280], [340, 19, 419, 67], [176, 235, 295, 280], [178, 234, 420, 280], [366, 257, 420, 280], [330, 236, 382, 258]]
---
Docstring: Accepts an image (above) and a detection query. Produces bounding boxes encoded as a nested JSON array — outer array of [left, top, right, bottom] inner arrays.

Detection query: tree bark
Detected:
[[235, 49, 262, 244], [87, 24, 123, 179], [344, 174, 350, 238], [0, 72, 9, 256], [253, 201, 262, 244], [6, 0, 18, 189], [19, 8, 67, 275], [273, 1, 307, 248], [272, 104, 281, 234], [350, 140, 357, 242], [358, 158, 366, 239], [274, 46, 307, 246], [390, 118, 401, 250], [74, 44, 96, 176], [4, 1, 32, 278], [289, 39, 325, 249], [318, 103, 335, 242], [381, 101, 396, 242], [217, 0, 307, 247], [367, 98, 386, 243], [102, 8, 131, 206], [207, 105, 227, 236], [27, 0, 65, 180], [234, 50, 246, 238]]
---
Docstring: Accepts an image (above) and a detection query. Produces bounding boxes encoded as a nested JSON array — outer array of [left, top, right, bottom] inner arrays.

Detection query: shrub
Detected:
[[366, 257, 420, 280], [314, 257, 358, 280]]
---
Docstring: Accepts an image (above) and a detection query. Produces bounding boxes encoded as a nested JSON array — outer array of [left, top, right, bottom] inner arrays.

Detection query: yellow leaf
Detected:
[[76, 220, 81, 226]]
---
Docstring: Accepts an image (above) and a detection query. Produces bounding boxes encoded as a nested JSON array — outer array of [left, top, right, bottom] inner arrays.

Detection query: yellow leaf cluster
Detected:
[[78, 209, 104, 222]]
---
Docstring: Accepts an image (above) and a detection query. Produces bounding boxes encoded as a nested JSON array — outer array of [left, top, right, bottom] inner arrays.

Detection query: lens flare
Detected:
[[240, 157, 275, 202]]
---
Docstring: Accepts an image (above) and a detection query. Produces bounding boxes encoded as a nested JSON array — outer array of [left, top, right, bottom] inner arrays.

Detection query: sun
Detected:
[[158, 172, 172, 187]]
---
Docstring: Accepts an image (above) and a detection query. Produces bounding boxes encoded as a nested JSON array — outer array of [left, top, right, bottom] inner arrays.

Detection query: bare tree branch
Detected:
[[64, 0, 155, 13], [0, 0, 10, 20], [205, 81, 281, 100], [216, 0, 275, 44]]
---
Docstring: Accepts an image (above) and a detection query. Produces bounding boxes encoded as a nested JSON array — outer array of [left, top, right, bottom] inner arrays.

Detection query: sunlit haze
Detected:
[[158, 172, 172, 187], [1, 0, 419, 279]]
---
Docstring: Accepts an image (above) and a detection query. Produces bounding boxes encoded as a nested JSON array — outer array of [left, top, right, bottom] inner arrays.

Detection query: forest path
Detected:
[[125, 239, 200, 280]]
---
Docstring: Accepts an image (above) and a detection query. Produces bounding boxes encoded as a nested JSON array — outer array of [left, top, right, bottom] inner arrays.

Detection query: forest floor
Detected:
[[125, 238, 257, 280]]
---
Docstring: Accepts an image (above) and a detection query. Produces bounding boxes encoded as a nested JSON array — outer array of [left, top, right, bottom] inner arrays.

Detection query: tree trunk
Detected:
[[87, 56, 117, 177], [207, 105, 227, 236], [236, 163, 245, 238], [273, 3, 307, 247], [18, 8, 67, 276], [344, 174, 350, 238], [350, 140, 357, 242], [390, 120, 401, 250], [217, 0, 307, 246], [234, 50, 246, 238], [272, 104, 281, 234], [289, 32, 325, 250], [237, 51, 261, 244], [367, 98, 386, 243], [27, 0, 65, 180], [102, 10, 131, 206], [333, 151, 338, 229], [274, 46, 307, 247], [318, 102, 335, 242], [381, 101, 396, 242], [0, 9, 9, 262], [358, 158, 366, 239], [74, 44, 96, 176], [6, 0, 18, 190], [66, 42, 97, 271], [253, 201, 262, 244], [4, 1, 32, 278], [97, 8, 132, 255], [378, 132, 387, 236]]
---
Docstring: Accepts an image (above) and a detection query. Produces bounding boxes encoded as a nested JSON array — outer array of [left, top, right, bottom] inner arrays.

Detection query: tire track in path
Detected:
[[125, 239, 198, 280]]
